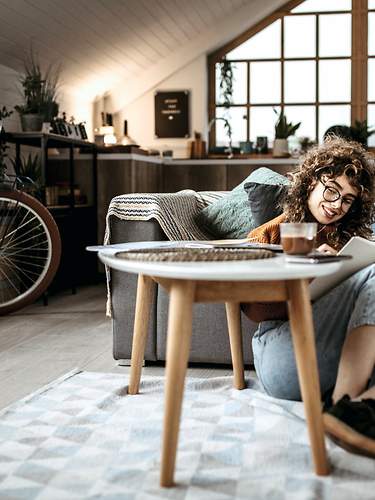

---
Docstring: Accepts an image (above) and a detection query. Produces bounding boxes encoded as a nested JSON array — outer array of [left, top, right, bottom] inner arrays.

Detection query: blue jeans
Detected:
[[252, 264, 375, 401]]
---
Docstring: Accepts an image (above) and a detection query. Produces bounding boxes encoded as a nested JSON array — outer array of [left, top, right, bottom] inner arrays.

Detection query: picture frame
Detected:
[[154, 90, 190, 138], [78, 123, 88, 140], [57, 121, 68, 136]]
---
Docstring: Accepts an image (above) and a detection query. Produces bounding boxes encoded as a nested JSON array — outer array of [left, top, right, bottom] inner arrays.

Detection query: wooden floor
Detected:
[[0, 284, 236, 410]]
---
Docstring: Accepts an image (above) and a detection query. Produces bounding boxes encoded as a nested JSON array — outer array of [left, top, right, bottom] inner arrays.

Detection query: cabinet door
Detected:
[[97, 159, 163, 242], [226, 163, 295, 190], [50, 207, 98, 290], [162, 163, 227, 192]]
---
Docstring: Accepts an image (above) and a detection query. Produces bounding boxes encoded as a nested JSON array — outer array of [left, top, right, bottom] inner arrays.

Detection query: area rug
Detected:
[[0, 371, 374, 500]]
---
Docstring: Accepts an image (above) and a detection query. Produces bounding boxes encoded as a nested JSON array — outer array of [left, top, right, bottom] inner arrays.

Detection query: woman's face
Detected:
[[307, 174, 358, 224]]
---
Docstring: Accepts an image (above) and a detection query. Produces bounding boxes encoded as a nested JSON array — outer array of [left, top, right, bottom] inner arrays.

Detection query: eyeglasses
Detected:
[[320, 180, 356, 212]]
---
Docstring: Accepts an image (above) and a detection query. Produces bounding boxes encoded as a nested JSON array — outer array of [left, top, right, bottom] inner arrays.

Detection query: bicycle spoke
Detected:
[[1, 213, 43, 250], [1, 255, 40, 286], [2, 230, 48, 252], [1, 238, 49, 258], [2, 255, 46, 270], [0, 199, 25, 247], [0, 252, 48, 260], [0, 265, 23, 296], [2, 218, 42, 247]]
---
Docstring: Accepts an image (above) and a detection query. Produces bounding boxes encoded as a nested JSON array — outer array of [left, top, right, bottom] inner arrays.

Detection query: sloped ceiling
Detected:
[[0, 0, 286, 107]]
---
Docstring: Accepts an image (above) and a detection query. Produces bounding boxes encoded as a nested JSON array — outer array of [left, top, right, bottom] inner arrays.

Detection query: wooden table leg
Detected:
[[286, 279, 330, 476], [225, 302, 245, 390], [160, 280, 195, 487], [128, 274, 155, 395]]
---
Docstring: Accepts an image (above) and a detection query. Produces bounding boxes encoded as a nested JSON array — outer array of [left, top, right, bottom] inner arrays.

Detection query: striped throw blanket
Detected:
[[104, 190, 227, 315], [104, 190, 227, 244]]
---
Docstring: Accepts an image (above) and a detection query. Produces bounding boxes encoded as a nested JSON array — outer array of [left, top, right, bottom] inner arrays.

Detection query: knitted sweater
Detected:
[[243, 213, 337, 322], [247, 213, 337, 248]]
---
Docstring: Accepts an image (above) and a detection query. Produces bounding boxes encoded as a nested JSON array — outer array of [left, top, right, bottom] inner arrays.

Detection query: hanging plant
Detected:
[[218, 58, 234, 145], [219, 59, 234, 109]]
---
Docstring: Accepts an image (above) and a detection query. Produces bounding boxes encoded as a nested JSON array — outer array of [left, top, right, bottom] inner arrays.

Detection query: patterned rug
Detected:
[[0, 371, 374, 500]]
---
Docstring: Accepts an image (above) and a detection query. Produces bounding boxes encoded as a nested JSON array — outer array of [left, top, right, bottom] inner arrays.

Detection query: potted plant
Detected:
[[0, 106, 13, 184], [15, 50, 61, 132], [273, 109, 301, 157], [10, 153, 42, 198], [323, 120, 375, 148], [349, 120, 375, 147]]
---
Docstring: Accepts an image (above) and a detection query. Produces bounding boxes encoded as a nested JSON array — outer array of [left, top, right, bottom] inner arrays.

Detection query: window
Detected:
[[369, 1, 375, 146], [208, 0, 373, 150]]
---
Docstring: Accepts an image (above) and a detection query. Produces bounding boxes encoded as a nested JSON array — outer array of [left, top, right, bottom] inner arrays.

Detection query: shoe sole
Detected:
[[323, 413, 375, 459]]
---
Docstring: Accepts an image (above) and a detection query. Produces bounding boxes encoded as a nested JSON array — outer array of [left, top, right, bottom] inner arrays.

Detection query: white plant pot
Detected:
[[273, 138, 290, 158]]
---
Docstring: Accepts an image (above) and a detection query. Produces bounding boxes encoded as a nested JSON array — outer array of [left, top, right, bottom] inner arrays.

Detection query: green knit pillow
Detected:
[[196, 167, 289, 239]]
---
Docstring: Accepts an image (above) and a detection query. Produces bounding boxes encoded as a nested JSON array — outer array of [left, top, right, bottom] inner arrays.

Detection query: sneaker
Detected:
[[323, 396, 375, 458]]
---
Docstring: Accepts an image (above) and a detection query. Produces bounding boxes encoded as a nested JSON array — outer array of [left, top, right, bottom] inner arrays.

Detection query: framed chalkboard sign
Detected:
[[154, 90, 190, 138]]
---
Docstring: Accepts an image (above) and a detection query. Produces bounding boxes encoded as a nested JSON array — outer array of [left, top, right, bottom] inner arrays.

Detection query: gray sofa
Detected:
[[107, 167, 294, 366], [108, 216, 258, 366]]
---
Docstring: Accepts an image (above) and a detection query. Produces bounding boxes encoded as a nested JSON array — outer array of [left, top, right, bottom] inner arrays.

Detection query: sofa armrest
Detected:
[[109, 218, 167, 361]]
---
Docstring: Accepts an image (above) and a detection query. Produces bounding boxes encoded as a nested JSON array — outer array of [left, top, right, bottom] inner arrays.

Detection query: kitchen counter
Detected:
[[56, 153, 300, 165]]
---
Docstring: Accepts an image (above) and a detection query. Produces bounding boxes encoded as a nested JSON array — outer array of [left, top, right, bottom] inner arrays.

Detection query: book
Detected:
[[309, 236, 375, 300], [285, 253, 353, 264]]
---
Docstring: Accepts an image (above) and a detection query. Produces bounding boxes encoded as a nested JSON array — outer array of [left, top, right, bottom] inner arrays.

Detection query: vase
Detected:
[[20, 114, 44, 132], [272, 138, 290, 158]]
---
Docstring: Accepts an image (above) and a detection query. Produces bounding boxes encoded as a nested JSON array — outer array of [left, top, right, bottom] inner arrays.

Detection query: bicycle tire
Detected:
[[0, 190, 61, 315]]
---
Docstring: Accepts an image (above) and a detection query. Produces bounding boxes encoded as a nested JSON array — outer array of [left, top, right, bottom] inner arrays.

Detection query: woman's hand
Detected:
[[316, 243, 337, 255]]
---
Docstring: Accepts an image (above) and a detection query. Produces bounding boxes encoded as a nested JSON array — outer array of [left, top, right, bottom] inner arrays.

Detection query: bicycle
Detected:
[[0, 176, 61, 315]]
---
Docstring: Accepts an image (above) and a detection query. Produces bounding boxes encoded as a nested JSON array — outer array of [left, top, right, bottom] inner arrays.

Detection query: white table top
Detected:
[[99, 243, 342, 281]]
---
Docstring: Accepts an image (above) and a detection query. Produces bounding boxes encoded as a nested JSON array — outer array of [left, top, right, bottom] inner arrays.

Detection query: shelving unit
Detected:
[[5, 132, 99, 292]]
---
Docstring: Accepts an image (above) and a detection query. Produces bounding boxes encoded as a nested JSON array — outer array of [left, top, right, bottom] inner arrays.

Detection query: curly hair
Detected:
[[282, 136, 375, 249]]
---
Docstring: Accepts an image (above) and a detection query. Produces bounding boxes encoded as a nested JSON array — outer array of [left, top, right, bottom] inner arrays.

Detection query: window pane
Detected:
[[369, 14, 375, 55], [284, 61, 316, 103], [318, 105, 350, 142], [226, 20, 281, 60], [369, 0, 375, 9], [250, 62, 281, 103], [369, 59, 375, 101], [319, 14, 351, 57], [292, 0, 351, 12], [284, 106, 316, 139], [319, 60, 351, 102], [284, 15, 316, 58], [249, 106, 280, 143], [216, 107, 247, 146], [215, 62, 247, 105], [368, 104, 375, 147]]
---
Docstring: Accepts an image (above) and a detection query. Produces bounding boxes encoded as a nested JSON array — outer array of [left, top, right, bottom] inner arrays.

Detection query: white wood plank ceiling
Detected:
[[0, 0, 252, 102]]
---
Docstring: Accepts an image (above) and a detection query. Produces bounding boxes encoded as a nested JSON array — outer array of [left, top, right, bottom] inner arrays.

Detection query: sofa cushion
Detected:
[[196, 167, 290, 238], [244, 175, 290, 228]]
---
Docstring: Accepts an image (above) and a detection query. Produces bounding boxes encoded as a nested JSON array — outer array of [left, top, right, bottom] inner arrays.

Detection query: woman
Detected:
[[243, 136, 375, 457]]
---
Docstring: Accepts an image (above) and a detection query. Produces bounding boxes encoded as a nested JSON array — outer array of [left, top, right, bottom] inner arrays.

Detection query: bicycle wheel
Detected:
[[0, 190, 61, 315]]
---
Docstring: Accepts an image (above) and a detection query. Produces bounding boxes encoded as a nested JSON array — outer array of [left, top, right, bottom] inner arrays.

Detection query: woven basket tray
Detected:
[[116, 247, 276, 262]]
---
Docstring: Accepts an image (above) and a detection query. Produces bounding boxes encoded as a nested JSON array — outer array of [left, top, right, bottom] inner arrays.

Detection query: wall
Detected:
[[0, 63, 22, 133], [0, 63, 93, 139], [93, 0, 290, 158], [110, 56, 206, 159]]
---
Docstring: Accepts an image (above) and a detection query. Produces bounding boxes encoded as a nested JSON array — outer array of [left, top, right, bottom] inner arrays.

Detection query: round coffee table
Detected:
[[100, 247, 342, 487]]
